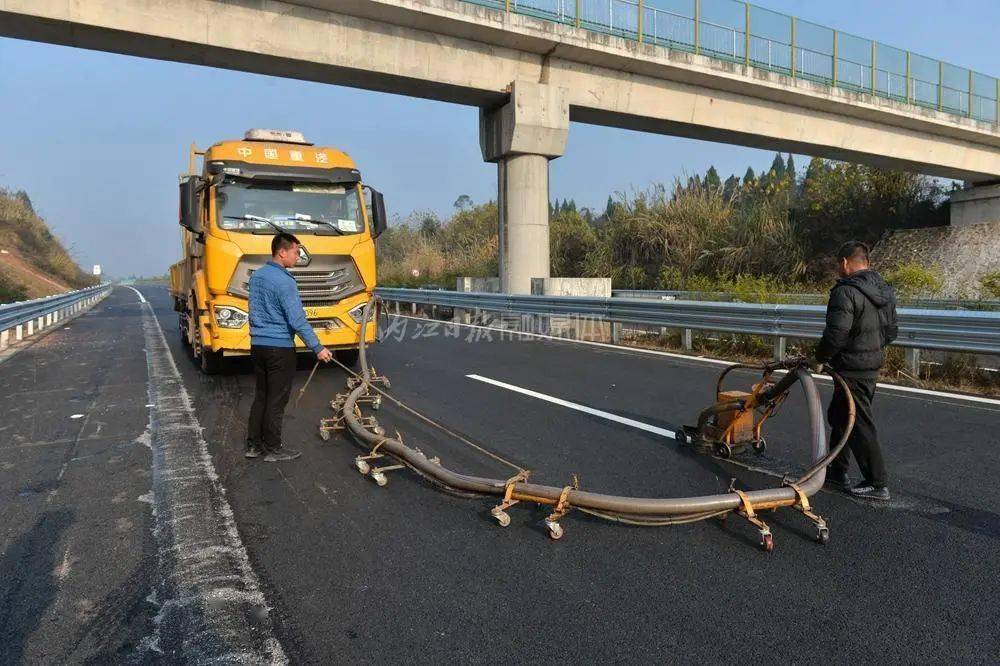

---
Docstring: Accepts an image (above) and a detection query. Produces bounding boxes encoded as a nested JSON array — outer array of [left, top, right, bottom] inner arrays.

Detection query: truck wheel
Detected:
[[335, 348, 360, 368], [200, 347, 225, 375]]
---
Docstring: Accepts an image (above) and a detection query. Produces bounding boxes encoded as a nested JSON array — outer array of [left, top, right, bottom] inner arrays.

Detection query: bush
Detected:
[[980, 271, 1000, 299], [883, 262, 944, 297], [0, 269, 27, 304]]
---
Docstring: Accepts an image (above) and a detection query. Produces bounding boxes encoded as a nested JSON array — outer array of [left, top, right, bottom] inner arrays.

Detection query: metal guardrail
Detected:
[[464, 0, 999, 127], [611, 289, 1000, 311], [376, 287, 1000, 355], [0, 284, 111, 351]]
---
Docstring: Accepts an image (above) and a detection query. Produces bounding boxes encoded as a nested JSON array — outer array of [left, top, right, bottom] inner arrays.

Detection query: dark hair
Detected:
[[836, 240, 870, 263], [271, 232, 301, 256]]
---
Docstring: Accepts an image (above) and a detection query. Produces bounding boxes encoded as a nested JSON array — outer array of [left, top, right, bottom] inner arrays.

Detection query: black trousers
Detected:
[[828, 375, 888, 488], [247, 346, 297, 452]]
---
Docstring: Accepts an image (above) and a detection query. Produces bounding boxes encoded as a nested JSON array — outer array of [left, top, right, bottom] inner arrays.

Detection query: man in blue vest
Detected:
[[246, 232, 333, 461]]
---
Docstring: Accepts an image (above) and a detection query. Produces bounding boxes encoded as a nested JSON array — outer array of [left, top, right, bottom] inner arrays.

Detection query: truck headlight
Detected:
[[214, 305, 248, 329], [348, 303, 375, 324]]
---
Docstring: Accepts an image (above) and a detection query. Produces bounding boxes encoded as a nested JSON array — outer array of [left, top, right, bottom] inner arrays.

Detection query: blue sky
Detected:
[[0, 0, 996, 277]]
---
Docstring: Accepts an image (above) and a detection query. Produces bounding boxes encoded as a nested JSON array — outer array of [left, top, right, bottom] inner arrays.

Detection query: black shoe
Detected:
[[849, 483, 890, 502], [263, 448, 302, 462], [245, 446, 262, 459], [824, 469, 851, 491]]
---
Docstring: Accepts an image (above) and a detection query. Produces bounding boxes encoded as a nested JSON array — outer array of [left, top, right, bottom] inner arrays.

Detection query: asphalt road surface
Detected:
[[2, 285, 999, 664]]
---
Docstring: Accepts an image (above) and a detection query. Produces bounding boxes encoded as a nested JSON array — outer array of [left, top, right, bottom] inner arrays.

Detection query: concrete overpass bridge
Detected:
[[3, 0, 1000, 292]]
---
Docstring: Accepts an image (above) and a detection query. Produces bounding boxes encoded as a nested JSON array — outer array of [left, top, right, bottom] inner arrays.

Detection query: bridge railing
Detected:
[[465, 0, 999, 126], [0, 284, 111, 352], [376, 287, 1000, 373]]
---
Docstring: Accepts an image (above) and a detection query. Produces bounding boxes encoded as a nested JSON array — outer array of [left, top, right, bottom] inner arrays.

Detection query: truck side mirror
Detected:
[[364, 186, 387, 238], [179, 176, 203, 234]]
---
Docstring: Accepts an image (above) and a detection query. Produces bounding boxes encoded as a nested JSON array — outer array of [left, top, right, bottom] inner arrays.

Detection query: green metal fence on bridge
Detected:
[[464, 0, 999, 126]]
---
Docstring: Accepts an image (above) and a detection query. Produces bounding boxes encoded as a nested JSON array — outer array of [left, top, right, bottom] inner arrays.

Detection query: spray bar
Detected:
[[332, 298, 854, 550]]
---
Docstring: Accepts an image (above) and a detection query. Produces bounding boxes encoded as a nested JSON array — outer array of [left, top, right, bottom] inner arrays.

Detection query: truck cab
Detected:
[[170, 129, 385, 373]]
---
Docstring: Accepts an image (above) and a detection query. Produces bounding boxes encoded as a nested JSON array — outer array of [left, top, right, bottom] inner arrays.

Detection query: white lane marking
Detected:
[[396, 314, 1000, 408], [467, 374, 676, 438], [134, 291, 287, 662], [126, 285, 147, 303]]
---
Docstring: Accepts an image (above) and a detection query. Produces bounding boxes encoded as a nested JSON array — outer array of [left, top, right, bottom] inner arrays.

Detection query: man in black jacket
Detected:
[[816, 241, 898, 501]]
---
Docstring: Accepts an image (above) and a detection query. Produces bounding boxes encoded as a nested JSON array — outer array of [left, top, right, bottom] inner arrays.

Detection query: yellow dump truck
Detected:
[[169, 129, 385, 373]]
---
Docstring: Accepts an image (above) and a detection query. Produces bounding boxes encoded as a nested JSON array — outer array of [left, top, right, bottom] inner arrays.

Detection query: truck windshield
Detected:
[[215, 179, 364, 235]]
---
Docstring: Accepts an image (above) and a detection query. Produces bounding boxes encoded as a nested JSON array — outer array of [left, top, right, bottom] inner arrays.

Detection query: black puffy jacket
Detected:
[[816, 269, 899, 378]]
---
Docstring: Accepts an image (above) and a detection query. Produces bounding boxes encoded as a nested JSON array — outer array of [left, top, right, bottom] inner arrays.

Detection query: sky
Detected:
[[0, 0, 997, 277]]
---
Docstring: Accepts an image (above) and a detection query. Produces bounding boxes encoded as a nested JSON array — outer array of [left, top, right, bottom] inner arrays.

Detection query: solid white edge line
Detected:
[[391, 313, 1000, 407], [467, 373, 676, 438]]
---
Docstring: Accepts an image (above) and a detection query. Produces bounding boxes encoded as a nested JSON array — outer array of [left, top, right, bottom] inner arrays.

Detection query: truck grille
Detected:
[[289, 267, 356, 303], [228, 254, 365, 305]]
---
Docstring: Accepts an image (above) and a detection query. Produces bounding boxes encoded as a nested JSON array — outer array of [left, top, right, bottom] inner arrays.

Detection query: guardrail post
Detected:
[[16, 324, 24, 341], [870, 41, 876, 94], [744, 3, 750, 67], [411, 302, 417, 315], [968, 69, 974, 118], [905, 51, 912, 103], [682, 328, 693, 350], [637, 0, 643, 43], [937, 61, 943, 110], [773, 336, 786, 360], [0, 329, 8, 351], [790, 17, 796, 77], [832, 30, 838, 86], [905, 348, 921, 378], [693, 0, 700, 54], [611, 321, 621, 344]]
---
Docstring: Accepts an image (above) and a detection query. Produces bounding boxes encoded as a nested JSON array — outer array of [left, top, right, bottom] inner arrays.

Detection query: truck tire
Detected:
[[200, 347, 225, 374], [335, 348, 360, 368]]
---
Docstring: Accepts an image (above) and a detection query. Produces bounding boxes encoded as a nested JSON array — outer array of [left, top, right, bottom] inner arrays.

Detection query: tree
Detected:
[[705, 166, 722, 192], [453, 194, 473, 211], [742, 167, 757, 187], [769, 153, 786, 180], [604, 195, 617, 219], [785, 154, 796, 183], [722, 174, 740, 201], [419, 214, 441, 238], [550, 210, 598, 277]]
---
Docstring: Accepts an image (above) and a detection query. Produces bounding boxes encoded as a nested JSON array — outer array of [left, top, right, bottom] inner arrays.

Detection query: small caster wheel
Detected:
[[355, 458, 371, 475], [675, 429, 689, 446], [816, 526, 830, 545], [373, 425, 386, 436], [752, 437, 766, 454], [546, 521, 564, 540], [371, 396, 381, 411], [318, 428, 330, 442], [715, 442, 733, 459], [371, 471, 387, 486], [493, 510, 511, 527], [383, 379, 392, 390], [761, 533, 774, 552]]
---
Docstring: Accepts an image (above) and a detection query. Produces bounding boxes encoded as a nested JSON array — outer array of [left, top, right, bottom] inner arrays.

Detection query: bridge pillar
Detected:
[[481, 81, 569, 294], [950, 184, 1000, 227]]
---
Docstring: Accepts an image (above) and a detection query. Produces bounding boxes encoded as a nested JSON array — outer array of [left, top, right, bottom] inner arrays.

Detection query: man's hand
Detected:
[[317, 347, 333, 363]]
